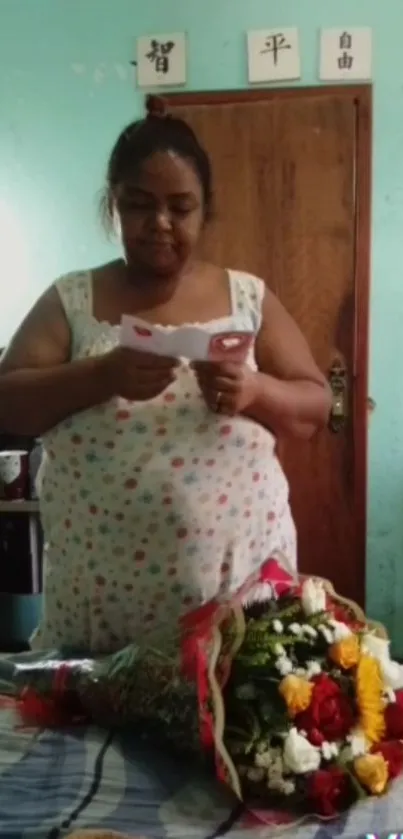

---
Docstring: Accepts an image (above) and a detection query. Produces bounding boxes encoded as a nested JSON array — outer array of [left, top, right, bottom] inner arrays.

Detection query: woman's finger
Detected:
[[195, 374, 241, 393], [201, 387, 236, 415], [192, 361, 243, 380], [135, 368, 177, 383]]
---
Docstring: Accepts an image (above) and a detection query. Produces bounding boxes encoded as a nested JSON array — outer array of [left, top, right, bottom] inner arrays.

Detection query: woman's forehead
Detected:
[[119, 151, 202, 193]]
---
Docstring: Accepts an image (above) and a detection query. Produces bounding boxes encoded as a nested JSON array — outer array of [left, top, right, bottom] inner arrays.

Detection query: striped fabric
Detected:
[[0, 697, 402, 839]]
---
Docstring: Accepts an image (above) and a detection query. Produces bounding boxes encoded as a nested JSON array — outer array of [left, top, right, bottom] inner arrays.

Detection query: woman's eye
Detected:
[[119, 198, 152, 213], [129, 202, 152, 211], [171, 205, 192, 216]]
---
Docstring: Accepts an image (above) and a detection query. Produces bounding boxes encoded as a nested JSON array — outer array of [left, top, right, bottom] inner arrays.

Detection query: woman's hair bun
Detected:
[[145, 94, 168, 119]]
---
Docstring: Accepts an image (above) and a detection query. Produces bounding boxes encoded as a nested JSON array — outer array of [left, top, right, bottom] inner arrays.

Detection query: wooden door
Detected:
[[166, 88, 371, 606]]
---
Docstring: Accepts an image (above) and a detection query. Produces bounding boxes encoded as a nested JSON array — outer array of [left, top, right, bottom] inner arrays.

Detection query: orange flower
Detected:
[[279, 675, 313, 717], [329, 635, 360, 670], [356, 655, 385, 744], [354, 753, 388, 795]]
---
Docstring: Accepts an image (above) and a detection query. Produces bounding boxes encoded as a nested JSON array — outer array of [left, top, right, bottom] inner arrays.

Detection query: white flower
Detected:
[[267, 776, 283, 791], [321, 741, 332, 761], [267, 777, 282, 791], [256, 740, 270, 754], [246, 766, 265, 783], [347, 730, 368, 757], [274, 643, 285, 657], [361, 633, 390, 660], [295, 667, 306, 677], [289, 622, 302, 636], [268, 752, 284, 778], [383, 686, 396, 705], [273, 619, 284, 634], [318, 624, 334, 645], [283, 728, 321, 774], [267, 775, 296, 795], [255, 747, 283, 772], [362, 632, 403, 690], [282, 779, 296, 796], [302, 625, 318, 640], [243, 581, 274, 606], [381, 658, 403, 690], [255, 750, 273, 769], [301, 578, 326, 616], [276, 655, 293, 676], [328, 619, 352, 642], [321, 741, 339, 760], [306, 660, 322, 678]]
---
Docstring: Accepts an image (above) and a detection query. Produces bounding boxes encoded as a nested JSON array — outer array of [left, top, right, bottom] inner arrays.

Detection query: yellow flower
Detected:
[[354, 753, 388, 795], [279, 675, 313, 717], [356, 655, 385, 744], [329, 635, 360, 670]]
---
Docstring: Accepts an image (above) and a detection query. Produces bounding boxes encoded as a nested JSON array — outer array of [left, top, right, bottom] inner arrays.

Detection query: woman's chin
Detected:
[[146, 255, 182, 278]]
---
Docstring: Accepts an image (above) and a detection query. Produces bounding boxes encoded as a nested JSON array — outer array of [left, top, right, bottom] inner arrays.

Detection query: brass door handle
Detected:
[[328, 358, 347, 433]]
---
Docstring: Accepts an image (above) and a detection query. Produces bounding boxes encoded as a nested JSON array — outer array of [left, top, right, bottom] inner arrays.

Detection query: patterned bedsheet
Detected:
[[0, 697, 402, 839]]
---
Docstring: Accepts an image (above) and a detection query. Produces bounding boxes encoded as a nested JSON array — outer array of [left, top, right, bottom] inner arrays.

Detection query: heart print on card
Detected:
[[120, 316, 175, 356], [207, 332, 253, 362]]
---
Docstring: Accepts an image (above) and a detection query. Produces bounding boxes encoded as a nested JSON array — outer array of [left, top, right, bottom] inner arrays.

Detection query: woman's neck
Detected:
[[118, 258, 196, 306]]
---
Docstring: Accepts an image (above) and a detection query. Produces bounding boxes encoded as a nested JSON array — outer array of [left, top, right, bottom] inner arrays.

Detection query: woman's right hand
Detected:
[[100, 346, 180, 402]]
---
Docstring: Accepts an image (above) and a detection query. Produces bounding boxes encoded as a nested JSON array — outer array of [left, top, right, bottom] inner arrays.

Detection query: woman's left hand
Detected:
[[192, 361, 259, 415]]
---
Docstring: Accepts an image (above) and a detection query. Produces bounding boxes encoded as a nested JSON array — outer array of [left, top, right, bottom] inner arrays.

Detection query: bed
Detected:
[[0, 696, 402, 839]]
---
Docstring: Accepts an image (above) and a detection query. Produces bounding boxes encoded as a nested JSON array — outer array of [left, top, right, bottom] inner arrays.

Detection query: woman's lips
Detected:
[[144, 239, 174, 248]]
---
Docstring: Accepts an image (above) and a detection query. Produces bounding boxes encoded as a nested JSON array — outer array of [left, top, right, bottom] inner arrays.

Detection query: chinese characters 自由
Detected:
[[337, 31, 354, 70]]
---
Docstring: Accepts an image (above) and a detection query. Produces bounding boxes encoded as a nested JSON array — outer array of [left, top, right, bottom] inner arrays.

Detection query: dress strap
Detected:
[[228, 270, 266, 332], [55, 271, 92, 322]]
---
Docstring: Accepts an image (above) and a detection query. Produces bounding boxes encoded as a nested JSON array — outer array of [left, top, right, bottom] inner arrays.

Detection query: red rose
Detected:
[[306, 767, 354, 817], [373, 741, 403, 780], [296, 674, 354, 743], [385, 691, 403, 739]]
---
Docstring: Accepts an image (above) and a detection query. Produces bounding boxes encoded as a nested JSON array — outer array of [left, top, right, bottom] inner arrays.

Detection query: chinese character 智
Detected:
[[146, 39, 175, 74]]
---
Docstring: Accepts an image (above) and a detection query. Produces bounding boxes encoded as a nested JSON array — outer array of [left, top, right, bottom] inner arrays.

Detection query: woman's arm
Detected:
[[0, 287, 114, 436], [244, 290, 332, 439]]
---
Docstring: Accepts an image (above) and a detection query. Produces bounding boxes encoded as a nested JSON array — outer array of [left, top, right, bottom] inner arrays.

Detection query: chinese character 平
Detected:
[[261, 33, 291, 67]]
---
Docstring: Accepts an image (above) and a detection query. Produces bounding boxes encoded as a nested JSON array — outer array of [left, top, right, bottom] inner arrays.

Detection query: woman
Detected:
[[0, 96, 331, 652]]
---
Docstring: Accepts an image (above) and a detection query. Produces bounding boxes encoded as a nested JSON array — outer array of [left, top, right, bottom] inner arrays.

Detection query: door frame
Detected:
[[165, 86, 372, 601]]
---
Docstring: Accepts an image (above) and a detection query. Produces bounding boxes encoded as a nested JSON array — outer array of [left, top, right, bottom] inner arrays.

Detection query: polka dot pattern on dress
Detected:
[[31, 269, 297, 653]]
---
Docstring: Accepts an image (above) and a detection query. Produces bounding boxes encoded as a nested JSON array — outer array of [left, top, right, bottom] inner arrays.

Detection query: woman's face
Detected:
[[114, 150, 205, 277]]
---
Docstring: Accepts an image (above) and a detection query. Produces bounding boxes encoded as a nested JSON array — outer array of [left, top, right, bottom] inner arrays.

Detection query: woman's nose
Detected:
[[154, 209, 172, 231]]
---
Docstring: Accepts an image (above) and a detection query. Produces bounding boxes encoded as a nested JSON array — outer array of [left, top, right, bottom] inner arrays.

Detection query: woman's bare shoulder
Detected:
[[195, 260, 228, 285], [89, 260, 122, 284]]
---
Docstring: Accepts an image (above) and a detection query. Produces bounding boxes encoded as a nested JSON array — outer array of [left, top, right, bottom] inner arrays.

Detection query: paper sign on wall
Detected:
[[247, 28, 301, 84], [136, 32, 187, 87], [120, 315, 254, 363], [319, 28, 372, 81]]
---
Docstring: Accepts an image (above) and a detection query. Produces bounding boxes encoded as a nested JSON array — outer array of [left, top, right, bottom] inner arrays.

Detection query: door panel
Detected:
[[167, 90, 368, 605]]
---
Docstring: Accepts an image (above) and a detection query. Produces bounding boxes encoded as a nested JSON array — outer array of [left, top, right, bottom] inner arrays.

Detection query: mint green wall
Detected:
[[0, 0, 400, 648]]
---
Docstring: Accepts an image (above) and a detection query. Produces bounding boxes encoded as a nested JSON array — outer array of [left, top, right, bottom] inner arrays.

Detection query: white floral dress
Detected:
[[31, 269, 296, 652]]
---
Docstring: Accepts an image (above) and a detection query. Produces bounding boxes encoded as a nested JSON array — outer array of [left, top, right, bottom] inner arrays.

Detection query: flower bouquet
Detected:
[[5, 642, 203, 757], [197, 565, 403, 824], [4, 558, 403, 829]]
